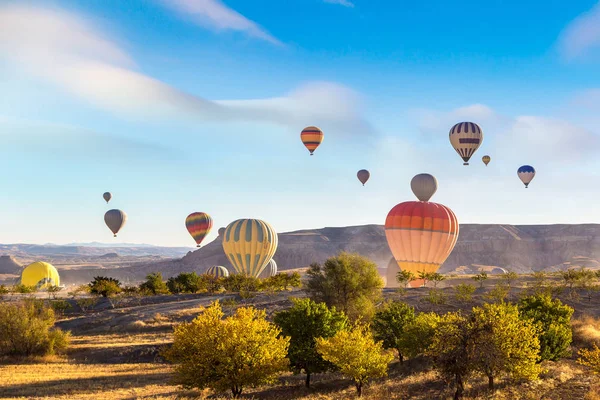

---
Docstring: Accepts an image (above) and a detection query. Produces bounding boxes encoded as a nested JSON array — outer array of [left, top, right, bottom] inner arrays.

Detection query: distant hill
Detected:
[[0, 243, 193, 258], [0, 255, 22, 274]]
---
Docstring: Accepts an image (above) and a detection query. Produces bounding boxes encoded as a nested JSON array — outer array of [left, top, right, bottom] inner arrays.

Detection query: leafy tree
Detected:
[[454, 283, 476, 303], [372, 301, 415, 363], [305, 252, 383, 321], [501, 271, 519, 287], [0, 300, 70, 357], [46, 285, 62, 299], [518, 294, 574, 361], [427, 312, 472, 400], [163, 301, 289, 398], [578, 344, 600, 373], [560, 268, 585, 297], [283, 272, 302, 290], [167, 272, 205, 294], [472, 271, 488, 288], [316, 324, 394, 397], [221, 274, 261, 293], [485, 283, 510, 303], [469, 302, 542, 389], [429, 273, 446, 288], [139, 272, 170, 295], [274, 298, 348, 387], [396, 270, 416, 288], [418, 271, 432, 287], [89, 276, 122, 298], [76, 297, 98, 313], [397, 312, 441, 359]]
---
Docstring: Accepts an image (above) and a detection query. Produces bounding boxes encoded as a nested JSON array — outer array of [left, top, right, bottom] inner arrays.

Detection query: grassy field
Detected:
[[3, 275, 600, 399]]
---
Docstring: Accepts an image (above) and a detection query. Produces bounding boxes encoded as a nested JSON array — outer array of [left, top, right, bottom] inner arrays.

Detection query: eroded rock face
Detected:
[[0, 255, 21, 274]]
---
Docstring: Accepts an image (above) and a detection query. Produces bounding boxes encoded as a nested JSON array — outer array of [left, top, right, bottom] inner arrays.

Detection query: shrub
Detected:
[[89, 276, 121, 298], [472, 271, 488, 288], [316, 324, 394, 397], [76, 297, 98, 313], [139, 272, 170, 295], [423, 288, 447, 305], [305, 252, 383, 321], [167, 272, 205, 294], [454, 283, 476, 302], [49, 300, 72, 316], [396, 270, 416, 288], [221, 274, 260, 293], [518, 294, 574, 361], [578, 344, 600, 373], [13, 284, 36, 294], [429, 273, 446, 288], [0, 300, 70, 357], [163, 301, 289, 398], [274, 298, 348, 387], [0, 284, 9, 299], [485, 283, 510, 303], [418, 271, 432, 287], [502, 271, 519, 287], [372, 301, 415, 363]]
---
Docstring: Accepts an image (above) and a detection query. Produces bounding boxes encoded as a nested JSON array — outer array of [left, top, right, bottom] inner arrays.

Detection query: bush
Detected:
[[485, 283, 509, 303], [89, 276, 122, 298], [518, 294, 574, 361], [372, 301, 415, 363], [305, 252, 383, 321], [139, 272, 170, 295], [49, 300, 72, 316], [221, 274, 260, 293], [76, 297, 98, 313], [0, 300, 70, 356], [317, 324, 394, 397], [274, 298, 348, 387], [397, 312, 441, 359], [396, 270, 416, 288], [13, 284, 36, 294], [167, 272, 206, 294], [0, 284, 9, 299], [163, 301, 289, 398], [472, 271, 488, 288], [423, 288, 447, 305], [429, 273, 446, 288], [578, 344, 600, 373], [454, 283, 476, 302], [261, 272, 301, 293]]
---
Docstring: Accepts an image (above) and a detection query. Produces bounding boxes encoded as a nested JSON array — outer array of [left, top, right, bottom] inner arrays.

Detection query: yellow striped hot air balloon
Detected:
[[300, 126, 324, 155], [482, 155, 491, 166], [206, 266, 229, 278], [449, 122, 483, 165], [222, 219, 278, 278]]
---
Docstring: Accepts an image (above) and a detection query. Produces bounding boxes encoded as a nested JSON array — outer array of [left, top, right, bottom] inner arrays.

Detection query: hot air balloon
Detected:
[[385, 182, 459, 277], [449, 122, 483, 165], [411, 173, 438, 202], [259, 259, 277, 279], [105, 209, 127, 237], [518, 165, 536, 188], [222, 219, 278, 278], [206, 266, 229, 278], [357, 169, 370, 186], [300, 126, 323, 156], [482, 155, 491, 166], [103, 192, 112, 203], [185, 212, 213, 247], [19, 262, 60, 290]]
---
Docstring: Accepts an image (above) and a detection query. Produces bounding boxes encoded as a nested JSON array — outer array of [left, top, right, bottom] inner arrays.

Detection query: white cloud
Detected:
[[324, 0, 355, 7], [0, 5, 368, 133], [557, 2, 600, 60], [157, 0, 280, 44]]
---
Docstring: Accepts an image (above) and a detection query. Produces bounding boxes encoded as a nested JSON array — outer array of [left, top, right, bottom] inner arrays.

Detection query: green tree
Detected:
[[397, 312, 441, 359], [89, 276, 122, 298], [396, 270, 416, 288], [518, 294, 574, 361], [469, 302, 542, 389], [372, 301, 415, 363], [273, 298, 348, 387], [501, 271, 519, 288], [454, 283, 476, 303], [472, 271, 488, 288], [139, 272, 170, 295], [167, 272, 206, 294], [485, 283, 510, 303], [418, 271, 432, 287], [221, 274, 261, 293], [0, 300, 70, 357], [305, 252, 383, 321], [429, 273, 446, 288], [316, 324, 394, 397], [163, 301, 289, 398]]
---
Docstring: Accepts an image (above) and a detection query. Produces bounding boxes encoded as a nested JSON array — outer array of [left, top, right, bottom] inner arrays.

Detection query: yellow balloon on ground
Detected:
[[19, 261, 60, 289], [222, 219, 278, 278]]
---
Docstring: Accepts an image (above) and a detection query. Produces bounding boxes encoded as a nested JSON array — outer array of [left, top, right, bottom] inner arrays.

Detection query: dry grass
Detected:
[[573, 316, 600, 347]]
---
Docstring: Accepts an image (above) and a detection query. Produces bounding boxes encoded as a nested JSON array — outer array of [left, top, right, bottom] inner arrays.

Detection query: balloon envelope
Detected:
[[385, 201, 459, 276], [259, 258, 278, 279], [185, 212, 213, 247], [518, 165, 536, 188], [449, 122, 483, 165], [357, 169, 370, 186], [104, 209, 127, 237], [222, 219, 278, 278], [410, 173, 438, 202], [300, 126, 324, 155], [482, 155, 491, 166], [103, 192, 112, 203], [19, 261, 60, 289], [206, 266, 229, 278]]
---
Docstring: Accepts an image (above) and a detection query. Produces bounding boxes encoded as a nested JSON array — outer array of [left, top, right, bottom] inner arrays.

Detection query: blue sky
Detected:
[[1, 0, 600, 246]]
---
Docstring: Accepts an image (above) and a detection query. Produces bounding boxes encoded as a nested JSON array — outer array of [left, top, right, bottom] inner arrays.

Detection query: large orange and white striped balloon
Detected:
[[300, 126, 324, 155], [449, 122, 483, 165], [385, 202, 459, 276]]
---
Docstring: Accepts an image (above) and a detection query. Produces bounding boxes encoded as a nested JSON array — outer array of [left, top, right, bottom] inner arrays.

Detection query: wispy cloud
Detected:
[[157, 0, 281, 44], [557, 2, 600, 60], [324, 0, 355, 7], [0, 5, 369, 134]]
